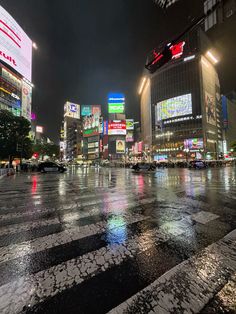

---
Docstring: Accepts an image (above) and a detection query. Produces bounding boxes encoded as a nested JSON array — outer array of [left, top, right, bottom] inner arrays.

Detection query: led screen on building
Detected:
[[184, 138, 203, 150], [64, 102, 80, 119], [0, 5, 32, 81], [126, 119, 134, 130], [126, 131, 134, 142], [83, 113, 100, 137], [156, 93, 192, 121], [108, 120, 126, 135], [81, 105, 101, 117], [108, 93, 125, 114]]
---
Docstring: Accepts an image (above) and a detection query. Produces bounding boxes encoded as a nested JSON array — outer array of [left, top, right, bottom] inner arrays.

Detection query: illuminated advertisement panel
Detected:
[[156, 93, 192, 121], [184, 138, 203, 150], [21, 80, 32, 121], [36, 126, 43, 133], [81, 105, 101, 117], [205, 91, 216, 126], [116, 140, 125, 154], [83, 113, 100, 137], [64, 102, 80, 119], [0, 5, 32, 81], [81, 105, 92, 116], [108, 120, 126, 135], [126, 131, 134, 142], [108, 93, 125, 114], [126, 119, 134, 130]]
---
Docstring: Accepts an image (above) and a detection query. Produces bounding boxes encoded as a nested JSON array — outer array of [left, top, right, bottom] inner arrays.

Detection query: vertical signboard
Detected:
[[205, 91, 216, 125], [116, 140, 125, 154], [21, 80, 32, 121]]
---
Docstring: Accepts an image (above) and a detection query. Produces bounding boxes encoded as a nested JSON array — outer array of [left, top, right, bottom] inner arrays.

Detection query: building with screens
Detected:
[[140, 28, 223, 161]]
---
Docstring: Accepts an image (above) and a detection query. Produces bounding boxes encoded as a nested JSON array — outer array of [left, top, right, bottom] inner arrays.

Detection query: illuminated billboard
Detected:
[[126, 131, 134, 142], [126, 119, 134, 130], [108, 120, 126, 135], [108, 93, 125, 114], [64, 102, 80, 119], [116, 140, 125, 154], [81, 105, 101, 117], [81, 105, 92, 116], [156, 93, 192, 121], [184, 138, 203, 150], [83, 112, 100, 138], [36, 126, 43, 133], [21, 80, 32, 121], [205, 92, 216, 126], [0, 5, 32, 81]]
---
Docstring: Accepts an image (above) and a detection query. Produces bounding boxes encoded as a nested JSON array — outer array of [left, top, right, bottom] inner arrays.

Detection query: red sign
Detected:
[[108, 120, 126, 135], [170, 41, 185, 59]]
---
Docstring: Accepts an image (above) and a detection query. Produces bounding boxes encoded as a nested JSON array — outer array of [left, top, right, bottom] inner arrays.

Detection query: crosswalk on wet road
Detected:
[[0, 167, 236, 313]]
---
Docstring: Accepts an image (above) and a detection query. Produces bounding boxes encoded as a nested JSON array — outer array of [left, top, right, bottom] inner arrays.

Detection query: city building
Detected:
[[106, 93, 127, 160], [0, 5, 33, 122], [204, 0, 236, 93], [222, 94, 236, 154], [82, 105, 102, 161], [63, 102, 82, 161], [139, 28, 223, 161]]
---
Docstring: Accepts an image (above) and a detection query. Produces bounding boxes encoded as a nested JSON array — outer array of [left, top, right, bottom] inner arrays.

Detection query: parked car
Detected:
[[38, 162, 67, 173], [189, 160, 207, 169]]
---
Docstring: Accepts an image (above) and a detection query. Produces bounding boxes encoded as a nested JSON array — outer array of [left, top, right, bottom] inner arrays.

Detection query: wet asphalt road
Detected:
[[0, 166, 236, 314]]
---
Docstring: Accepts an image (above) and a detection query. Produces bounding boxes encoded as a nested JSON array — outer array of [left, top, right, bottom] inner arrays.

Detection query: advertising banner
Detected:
[[0, 5, 32, 81], [81, 105, 92, 116], [108, 93, 125, 114], [116, 140, 125, 154], [126, 130, 134, 142], [21, 80, 32, 121], [205, 91, 216, 125], [64, 102, 80, 119], [184, 138, 203, 150], [156, 93, 192, 121], [126, 119, 134, 130], [108, 120, 126, 135], [83, 113, 100, 137]]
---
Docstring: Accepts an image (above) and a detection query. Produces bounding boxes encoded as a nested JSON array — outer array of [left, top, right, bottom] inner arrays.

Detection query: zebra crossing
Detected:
[[0, 167, 236, 313]]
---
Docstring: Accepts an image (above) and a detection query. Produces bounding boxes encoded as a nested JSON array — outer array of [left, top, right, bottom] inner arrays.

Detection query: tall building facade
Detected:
[[140, 29, 223, 161], [63, 102, 82, 161], [0, 5, 33, 122], [222, 94, 236, 153]]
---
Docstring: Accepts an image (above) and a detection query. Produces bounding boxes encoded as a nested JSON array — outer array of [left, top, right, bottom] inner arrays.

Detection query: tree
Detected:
[[0, 110, 33, 162], [230, 141, 236, 152], [32, 143, 60, 160]]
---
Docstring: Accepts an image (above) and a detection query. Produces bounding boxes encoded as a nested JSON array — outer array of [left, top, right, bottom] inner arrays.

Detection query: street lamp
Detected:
[[32, 42, 38, 50]]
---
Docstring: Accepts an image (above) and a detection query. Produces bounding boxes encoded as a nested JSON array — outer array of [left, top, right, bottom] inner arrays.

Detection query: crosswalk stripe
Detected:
[[108, 229, 236, 314], [0, 213, 148, 264], [0, 225, 179, 314], [0, 196, 157, 227]]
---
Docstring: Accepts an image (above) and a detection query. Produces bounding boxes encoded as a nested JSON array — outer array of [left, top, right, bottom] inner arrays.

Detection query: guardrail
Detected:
[[0, 168, 15, 178]]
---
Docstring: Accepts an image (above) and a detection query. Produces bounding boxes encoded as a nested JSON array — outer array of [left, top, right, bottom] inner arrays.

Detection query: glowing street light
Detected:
[[206, 50, 219, 64], [138, 77, 147, 95], [32, 42, 38, 50]]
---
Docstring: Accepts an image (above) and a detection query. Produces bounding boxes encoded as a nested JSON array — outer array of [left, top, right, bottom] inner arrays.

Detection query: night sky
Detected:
[[1, 0, 205, 142]]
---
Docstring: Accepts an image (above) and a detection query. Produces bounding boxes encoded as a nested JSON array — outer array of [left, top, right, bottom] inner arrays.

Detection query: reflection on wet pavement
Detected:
[[0, 167, 235, 313]]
